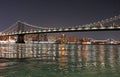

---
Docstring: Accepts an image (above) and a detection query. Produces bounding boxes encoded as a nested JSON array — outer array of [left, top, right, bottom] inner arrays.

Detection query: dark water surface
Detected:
[[0, 43, 120, 77]]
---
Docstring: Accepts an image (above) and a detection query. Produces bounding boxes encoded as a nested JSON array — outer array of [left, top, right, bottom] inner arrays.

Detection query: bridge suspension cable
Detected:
[[17, 21, 49, 29], [1, 22, 18, 34], [79, 14, 120, 27], [96, 14, 120, 25], [0, 14, 120, 35]]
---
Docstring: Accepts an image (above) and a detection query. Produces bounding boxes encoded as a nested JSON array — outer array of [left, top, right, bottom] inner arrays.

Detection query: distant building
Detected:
[[24, 33, 48, 41]]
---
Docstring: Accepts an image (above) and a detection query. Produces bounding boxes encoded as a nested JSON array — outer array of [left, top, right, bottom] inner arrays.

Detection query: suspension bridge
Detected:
[[0, 15, 120, 43]]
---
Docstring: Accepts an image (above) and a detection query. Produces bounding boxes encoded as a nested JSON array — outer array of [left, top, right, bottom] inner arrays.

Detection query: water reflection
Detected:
[[96, 45, 104, 68], [113, 45, 119, 67], [0, 43, 120, 69], [81, 45, 87, 67]]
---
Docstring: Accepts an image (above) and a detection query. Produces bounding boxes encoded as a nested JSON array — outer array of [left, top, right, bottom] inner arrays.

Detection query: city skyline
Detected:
[[0, 0, 120, 39]]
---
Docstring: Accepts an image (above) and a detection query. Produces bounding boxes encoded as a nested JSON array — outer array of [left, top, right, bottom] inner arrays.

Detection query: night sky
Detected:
[[0, 0, 120, 40]]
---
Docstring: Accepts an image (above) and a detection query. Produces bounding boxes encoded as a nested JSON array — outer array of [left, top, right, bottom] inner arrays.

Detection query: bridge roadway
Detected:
[[0, 25, 120, 43], [1, 25, 120, 36]]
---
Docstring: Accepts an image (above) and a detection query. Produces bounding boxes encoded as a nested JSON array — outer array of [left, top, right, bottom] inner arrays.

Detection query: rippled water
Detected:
[[0, 42, 120, 77]]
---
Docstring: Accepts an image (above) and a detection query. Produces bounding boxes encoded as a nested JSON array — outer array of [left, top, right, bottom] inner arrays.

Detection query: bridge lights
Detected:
[[14, 32, 17, 34], [43, 30, 47, 32], [93, 22, 97, 26], [18, 31, 22, 34], [100, 26, 105, 29], [64, 28, 69, 31], [7, 33, 9, 35], [2, 33, 5, 35], [8, 33, 12, 35], [8, 33, 11, 35], [22, 32, 25, 34], [91, 27, 97, 30], [58, 28, 63, 31], [25, 31, 29, 33], [38, 30, 41, 32], [70, 28, 76, 30], [117, 26, 120, 29], [34, 30, 37, 32], [108, 26, 114, 29], [48, 29, 51, 32], [84, 27, 90, 30], [77, 27, 82, 30], [118, 26, 120, 29], [53, 29, 57, 31]]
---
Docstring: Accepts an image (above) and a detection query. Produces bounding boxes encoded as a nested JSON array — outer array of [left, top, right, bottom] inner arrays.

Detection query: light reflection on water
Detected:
[[0, 43, 120, 77]]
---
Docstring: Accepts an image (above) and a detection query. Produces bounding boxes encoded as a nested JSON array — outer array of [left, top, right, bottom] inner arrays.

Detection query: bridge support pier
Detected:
[[16, 34, 25, 43]]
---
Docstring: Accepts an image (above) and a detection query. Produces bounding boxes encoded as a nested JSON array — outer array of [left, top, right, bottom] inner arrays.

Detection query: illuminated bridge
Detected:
[[0, 15, 120, 43]]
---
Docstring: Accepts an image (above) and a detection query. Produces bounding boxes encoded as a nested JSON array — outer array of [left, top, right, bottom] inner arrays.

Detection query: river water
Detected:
[[0, 42, 120, 77]]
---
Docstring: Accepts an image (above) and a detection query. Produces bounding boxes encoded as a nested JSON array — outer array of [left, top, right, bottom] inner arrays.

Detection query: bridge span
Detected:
[[0, 15, 120, 43]]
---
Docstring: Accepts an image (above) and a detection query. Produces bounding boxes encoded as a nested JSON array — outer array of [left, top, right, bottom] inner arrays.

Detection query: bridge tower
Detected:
[[16, 21, 25, 43]]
